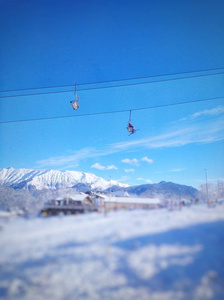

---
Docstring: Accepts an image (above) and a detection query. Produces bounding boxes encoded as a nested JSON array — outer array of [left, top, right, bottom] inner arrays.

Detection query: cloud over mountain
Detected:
[[91, 163, 117, 170]]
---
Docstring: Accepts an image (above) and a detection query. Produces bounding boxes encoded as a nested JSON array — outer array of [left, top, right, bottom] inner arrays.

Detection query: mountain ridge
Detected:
[[128, 181, 199, 200], [0, 167, 128, 191]]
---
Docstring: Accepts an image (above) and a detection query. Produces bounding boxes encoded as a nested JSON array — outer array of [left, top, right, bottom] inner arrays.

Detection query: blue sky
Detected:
[[0, 0, 224, 188]]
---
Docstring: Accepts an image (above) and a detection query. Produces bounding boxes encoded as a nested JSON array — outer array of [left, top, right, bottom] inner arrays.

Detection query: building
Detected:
[[92, 193, 161, 210], [41, 193, 97, 216]]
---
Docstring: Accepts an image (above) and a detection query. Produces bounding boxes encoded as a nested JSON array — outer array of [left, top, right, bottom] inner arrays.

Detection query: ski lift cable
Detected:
[[1, 72, 224, 99], [0, 96, 223, 124], [0, 68, 224, 93], [0, 66, 223, 93]]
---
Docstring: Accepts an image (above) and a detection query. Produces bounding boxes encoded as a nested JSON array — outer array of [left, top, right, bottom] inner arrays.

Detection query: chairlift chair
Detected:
[[127, 122, 134, 133], [126, 110, 139, 135], [70, 99, 80, 110], [127, 110, 134, 132], [70, 83, 80, 110]]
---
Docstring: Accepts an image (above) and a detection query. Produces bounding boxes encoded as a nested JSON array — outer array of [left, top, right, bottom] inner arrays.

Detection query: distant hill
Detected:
[[108, 181, 200, 201]]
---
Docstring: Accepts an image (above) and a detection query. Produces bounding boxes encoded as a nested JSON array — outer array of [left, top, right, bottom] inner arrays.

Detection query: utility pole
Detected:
[[204, 168, 209, 203]]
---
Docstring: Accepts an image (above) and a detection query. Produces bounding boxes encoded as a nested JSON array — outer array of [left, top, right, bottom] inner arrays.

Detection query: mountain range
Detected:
[[0, 167, 128, 191], [0, 167, 201, 213]]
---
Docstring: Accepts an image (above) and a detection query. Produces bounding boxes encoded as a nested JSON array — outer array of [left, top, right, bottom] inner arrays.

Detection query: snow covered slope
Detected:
[[0, 204, 224, 300], [0, 167, 128, 191]]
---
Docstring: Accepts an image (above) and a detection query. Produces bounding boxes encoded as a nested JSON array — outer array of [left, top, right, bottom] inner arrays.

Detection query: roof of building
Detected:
[[104, 196, 161, 205], [55, 193, 89, 201]]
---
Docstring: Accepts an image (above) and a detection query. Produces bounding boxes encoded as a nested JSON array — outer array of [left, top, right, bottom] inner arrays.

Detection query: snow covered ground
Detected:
[[0, 204, 224, 300]]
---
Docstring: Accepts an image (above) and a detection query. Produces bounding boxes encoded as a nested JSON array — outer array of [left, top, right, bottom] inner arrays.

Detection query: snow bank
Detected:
[[0, 204, 224, 300]]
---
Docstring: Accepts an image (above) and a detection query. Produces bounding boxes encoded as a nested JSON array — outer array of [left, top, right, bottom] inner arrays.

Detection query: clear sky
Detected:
[[0, 0, 224, 188]]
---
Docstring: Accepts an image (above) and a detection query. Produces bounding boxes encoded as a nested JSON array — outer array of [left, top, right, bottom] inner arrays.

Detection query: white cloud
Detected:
[[121, 158, 139, 166], [145, 179, 153, 183], [124, 169, 135, 173], [36, 147, 95, 169], [91, 163, 106, 170], [36, 146, 118, 170], [174, 106, 224, 124], [192, 106, 224, 119], [91, 163, 117, 170], [170, 168, 184, 172], [107, 165, 118, 170], [116, 176, 129, 182], [137, 178, 152, 184], [141, 157, 153, 164]]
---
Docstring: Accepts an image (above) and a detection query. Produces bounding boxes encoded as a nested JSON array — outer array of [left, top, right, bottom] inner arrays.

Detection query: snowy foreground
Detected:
[[0, 205, 224, 300]]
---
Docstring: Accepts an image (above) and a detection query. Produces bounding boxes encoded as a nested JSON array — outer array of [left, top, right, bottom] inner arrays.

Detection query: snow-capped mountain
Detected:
[[0, 167, 129, 191]]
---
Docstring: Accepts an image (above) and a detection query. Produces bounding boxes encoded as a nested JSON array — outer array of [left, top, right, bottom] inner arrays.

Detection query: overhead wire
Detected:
[[1, 96, 223, 124], [0, 66, 224, 93], [0, 68, 223, 99]]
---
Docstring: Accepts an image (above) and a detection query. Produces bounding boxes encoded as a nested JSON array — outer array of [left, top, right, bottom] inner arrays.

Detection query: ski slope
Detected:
[[0, 204, 224, 300]]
